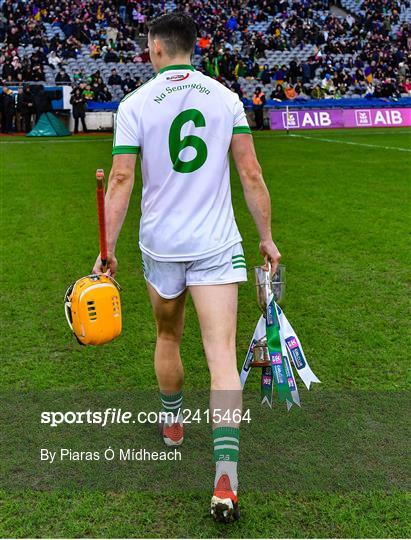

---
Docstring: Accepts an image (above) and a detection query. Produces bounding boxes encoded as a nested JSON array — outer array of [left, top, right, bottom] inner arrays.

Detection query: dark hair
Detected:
[[148, 12, 197, 57]]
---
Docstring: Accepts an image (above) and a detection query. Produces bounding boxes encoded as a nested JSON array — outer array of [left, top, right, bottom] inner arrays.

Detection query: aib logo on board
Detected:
[[282, 111, 299, 128], [355, 110, 372, 126], [166, 73, 190, 82]]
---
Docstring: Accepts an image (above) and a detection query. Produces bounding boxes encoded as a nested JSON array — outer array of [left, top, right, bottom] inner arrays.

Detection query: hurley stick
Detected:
[[96, 169, 108, 271]]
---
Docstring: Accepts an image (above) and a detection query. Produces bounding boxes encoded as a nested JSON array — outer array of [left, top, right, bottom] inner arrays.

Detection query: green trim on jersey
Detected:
[[112, 145, 140, 155], [233, 126, 252, 135], [158, 64, 196, 74], [113, 114, 117, 147]]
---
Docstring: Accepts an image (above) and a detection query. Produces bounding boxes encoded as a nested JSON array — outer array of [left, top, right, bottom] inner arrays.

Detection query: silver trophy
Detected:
[[251, 264, 286, 368], [272, 264, 286, 307], [254, 264, 286, 311], [254, 265, 272, 313]]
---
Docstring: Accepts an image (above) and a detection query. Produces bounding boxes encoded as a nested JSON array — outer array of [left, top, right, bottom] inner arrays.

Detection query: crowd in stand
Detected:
[[1, 0, 410, 131], [0, 1, 149, 99], [190, 0, 410, 100]]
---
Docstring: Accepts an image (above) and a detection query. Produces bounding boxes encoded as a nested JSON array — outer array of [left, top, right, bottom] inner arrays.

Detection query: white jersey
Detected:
[[113, 64, 251, 261]]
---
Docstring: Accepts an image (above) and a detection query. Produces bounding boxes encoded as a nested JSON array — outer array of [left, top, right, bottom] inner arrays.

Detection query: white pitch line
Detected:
[[1, 137, 112, 144], [330, 130, 411, 136], [254, 129, 411, 137], [289, 133, 411, 152]]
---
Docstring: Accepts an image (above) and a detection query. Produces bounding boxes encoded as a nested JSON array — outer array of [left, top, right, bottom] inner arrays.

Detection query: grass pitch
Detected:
[[1, 128, 410, 538]]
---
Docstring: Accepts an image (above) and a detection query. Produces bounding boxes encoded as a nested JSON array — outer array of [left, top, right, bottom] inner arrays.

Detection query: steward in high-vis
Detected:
[[252, 87, 266, 130]]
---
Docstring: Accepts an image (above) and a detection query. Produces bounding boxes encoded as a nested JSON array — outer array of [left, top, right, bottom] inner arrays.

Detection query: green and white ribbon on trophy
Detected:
[[240, 264, 320, 410]]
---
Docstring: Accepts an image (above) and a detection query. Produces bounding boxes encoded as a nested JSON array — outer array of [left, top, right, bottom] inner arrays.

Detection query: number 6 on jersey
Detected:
[[169, 108, 208, 173]]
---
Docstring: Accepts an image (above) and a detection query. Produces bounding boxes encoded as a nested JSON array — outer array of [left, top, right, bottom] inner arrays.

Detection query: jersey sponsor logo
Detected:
[[166, 73, 190, 82]]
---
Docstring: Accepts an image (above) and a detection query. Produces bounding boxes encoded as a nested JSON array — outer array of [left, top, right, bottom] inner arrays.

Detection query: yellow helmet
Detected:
[[64, 274, 122, 346]]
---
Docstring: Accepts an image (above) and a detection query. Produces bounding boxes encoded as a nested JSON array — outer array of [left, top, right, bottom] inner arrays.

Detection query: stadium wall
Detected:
[[5, 84, 409, 132], [85, 96, 411, 132], [65, 104, 411, 133]]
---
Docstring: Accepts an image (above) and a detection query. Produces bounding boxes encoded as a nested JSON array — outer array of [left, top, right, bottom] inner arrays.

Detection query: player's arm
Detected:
[[230, 133, 281, 271], [93, 101, 140, 276], [92, 154, 136, 276]]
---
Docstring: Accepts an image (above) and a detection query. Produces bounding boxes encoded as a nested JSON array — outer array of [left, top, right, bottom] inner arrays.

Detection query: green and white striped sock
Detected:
[[160, 391, 183, 422], [213, 426, 239, 492]]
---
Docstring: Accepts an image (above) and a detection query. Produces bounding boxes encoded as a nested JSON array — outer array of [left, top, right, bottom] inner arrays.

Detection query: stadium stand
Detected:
[[0, 0, 410, 124]]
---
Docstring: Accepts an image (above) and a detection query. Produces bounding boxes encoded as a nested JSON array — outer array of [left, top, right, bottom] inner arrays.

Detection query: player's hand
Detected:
[[259, 239, 281, 275], [92, 253, 118, 278]]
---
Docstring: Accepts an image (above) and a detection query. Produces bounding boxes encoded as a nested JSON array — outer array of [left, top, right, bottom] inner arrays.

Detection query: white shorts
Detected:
[[142, 243, 247, 299]]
